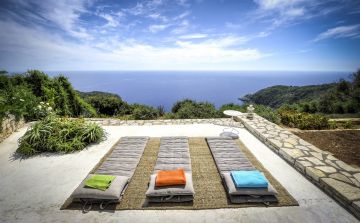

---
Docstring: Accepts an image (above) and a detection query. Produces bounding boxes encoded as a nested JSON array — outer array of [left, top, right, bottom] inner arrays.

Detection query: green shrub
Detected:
[[174, 100, 221, 119], [162, 112, 176, 119], [278, 109, 329, 130], [219, 103, 246, 116], [171, 99, 196, 113], [0, 71, 97, 122], [254, 105, 281, 124], [17, 115, 105, 156], [132, 104, 159, 120], [157, 105, 165, 116], [0, 84, 39, 122], [85, 94, 130, 116]]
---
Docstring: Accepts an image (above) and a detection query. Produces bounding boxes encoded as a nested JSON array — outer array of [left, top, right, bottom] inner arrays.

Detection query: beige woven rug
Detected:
[[62, 137, 298, 210]]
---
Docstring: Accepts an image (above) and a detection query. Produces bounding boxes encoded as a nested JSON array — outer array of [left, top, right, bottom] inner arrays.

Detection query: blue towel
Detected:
[[230, 170, 268, 188]]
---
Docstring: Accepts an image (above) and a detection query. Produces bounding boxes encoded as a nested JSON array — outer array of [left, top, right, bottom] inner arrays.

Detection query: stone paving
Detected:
[[235, 113, 360, 219], [83, 116, 360, 219]]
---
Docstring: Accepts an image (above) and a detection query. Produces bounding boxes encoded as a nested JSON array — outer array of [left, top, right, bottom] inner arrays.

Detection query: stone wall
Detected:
[[236, 113, 360, 220], [86, 118, 244, 127], [0, 115, 26, 143]]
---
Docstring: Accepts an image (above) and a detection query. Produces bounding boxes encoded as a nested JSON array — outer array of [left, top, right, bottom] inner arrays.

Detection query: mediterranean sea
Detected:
[[47, 71, 350, 111]]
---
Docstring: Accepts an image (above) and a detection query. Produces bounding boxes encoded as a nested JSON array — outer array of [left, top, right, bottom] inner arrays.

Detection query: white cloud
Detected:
[[0, 21, 268, 71], [149, 24, 169, 33], [98, 13, 121, 27], [256, 31, 270, 38], [124, 0, 164, 16], [314, 24, 360, 42], [176, 0, 190, 7], [251, 0, 348, 31], [285, 7, 305, 16], [174, 11, 191, 20], [171, 19, 190, 34], [148, 13, 168, 22], [4, 0, 92, 39], [179, 33, 208, 39], [254, 0, 305, 10], [225, 22, 243, 29]]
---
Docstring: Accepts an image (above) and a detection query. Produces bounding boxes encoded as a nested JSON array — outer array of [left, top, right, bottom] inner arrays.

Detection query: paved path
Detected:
[[0, 124, 358, 223], [236, 113, 360, 219]]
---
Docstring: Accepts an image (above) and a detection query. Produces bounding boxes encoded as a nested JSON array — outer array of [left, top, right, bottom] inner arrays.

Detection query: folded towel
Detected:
[[85, 174, 116, 191], [230, 170, 268, 188], [155, 169, 186, 187]]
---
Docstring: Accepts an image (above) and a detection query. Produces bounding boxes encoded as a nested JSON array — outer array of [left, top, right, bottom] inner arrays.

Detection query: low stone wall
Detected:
[[86, 118, 244, 128], [0, 115, 26, 143], [236, 113, 360, 219]]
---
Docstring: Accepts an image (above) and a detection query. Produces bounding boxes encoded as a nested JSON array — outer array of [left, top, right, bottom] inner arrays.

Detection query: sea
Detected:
[[46, 71, 351, 111]]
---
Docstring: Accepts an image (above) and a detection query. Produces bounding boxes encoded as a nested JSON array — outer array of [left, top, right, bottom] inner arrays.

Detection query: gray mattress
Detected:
[[153, 137, 192, 173], [206, 137, 278, 204], [96, 137, 149, 178], [71, 136, 149, 203], [146, 137, 195, 202]]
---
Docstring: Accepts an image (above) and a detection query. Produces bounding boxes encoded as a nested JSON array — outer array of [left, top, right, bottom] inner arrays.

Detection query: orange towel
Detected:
[[155, 169, 186, 187]]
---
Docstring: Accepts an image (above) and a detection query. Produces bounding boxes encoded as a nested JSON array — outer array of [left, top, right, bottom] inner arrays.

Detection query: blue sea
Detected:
[[47, 71, 350, 111]]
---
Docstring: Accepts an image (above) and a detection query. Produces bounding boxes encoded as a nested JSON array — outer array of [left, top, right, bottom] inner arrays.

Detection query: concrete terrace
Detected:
[[0, 118, 359, 223]]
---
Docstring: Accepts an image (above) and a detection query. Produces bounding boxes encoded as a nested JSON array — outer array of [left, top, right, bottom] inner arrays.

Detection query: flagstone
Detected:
[[306, 167, 326, 182], [321, 178, 360, 202], [336, 160, 360, 172], [304, 157, 325, 166], [329, 173, 353, 184], [315, 166, 337, 173]]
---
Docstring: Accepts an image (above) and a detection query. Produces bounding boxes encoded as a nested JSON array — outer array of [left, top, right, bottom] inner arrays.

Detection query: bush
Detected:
[[31, 101, 53, 120], [85, 94, 130, 116], [0, 84, 39, 123], [0, 71, 97, 123], [278, 109, 329, 130], [132, 104, 159, 120], [171, 99, 196, 113], [172, 100, 221, 119], [17, 115, 105, 156], [219, 103, 246, 116], [254, 105, 281, 124]]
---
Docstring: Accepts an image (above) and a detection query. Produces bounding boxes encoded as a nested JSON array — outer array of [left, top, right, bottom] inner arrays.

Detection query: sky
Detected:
[[0, 0, 359, 72]]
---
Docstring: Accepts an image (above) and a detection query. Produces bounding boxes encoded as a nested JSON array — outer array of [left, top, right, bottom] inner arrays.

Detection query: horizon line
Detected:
[[6, 69, 356, 73]]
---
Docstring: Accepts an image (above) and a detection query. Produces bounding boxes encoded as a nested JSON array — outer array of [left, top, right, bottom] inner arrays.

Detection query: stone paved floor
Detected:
[[0, 124, 358, 223], [236, 113, 360, 219]]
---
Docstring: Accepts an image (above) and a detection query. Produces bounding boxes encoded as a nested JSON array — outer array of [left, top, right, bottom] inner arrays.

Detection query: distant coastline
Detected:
[[44, 70, 349, 111]]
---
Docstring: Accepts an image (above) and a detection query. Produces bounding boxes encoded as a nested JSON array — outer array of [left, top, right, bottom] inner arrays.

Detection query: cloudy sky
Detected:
[[0, 0, 359, 71]]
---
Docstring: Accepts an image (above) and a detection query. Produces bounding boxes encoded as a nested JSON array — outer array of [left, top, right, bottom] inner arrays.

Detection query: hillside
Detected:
[[77, 91, 121, 99], [240, 83, 338, 108]]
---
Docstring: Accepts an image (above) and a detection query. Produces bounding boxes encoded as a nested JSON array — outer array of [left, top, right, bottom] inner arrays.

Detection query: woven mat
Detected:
[[62, 138, 298, 210]]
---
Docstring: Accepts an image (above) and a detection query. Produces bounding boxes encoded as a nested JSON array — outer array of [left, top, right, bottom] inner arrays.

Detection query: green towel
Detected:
[[85, 174, 116, 191]]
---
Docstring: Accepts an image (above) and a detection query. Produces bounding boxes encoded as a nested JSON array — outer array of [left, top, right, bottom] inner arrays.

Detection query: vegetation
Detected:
[[2, 69, 360, 133], [254, 105, 281, 124], [241, 70, 360, 116], [79, 91, 131, 116], [17, 115, 105, 156], [171, 99, 222, 119], [132, 104, 160, 120], [241, 83, 337, 108], [0, 70, 96, 127], [278, 108, 329, 130], [219, 103, 245, 113]]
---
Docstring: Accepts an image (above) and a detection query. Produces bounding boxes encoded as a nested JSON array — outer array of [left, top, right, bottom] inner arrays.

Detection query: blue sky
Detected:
[[0, 0, 359, 71]]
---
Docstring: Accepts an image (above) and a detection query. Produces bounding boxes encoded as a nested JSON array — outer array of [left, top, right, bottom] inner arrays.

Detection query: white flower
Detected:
[[20, 99, 24, 102], [47, 107, 52, 111], [46, 103, 50, 106], [40, 102, 44, 105], [37, 105, 42, 109]]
